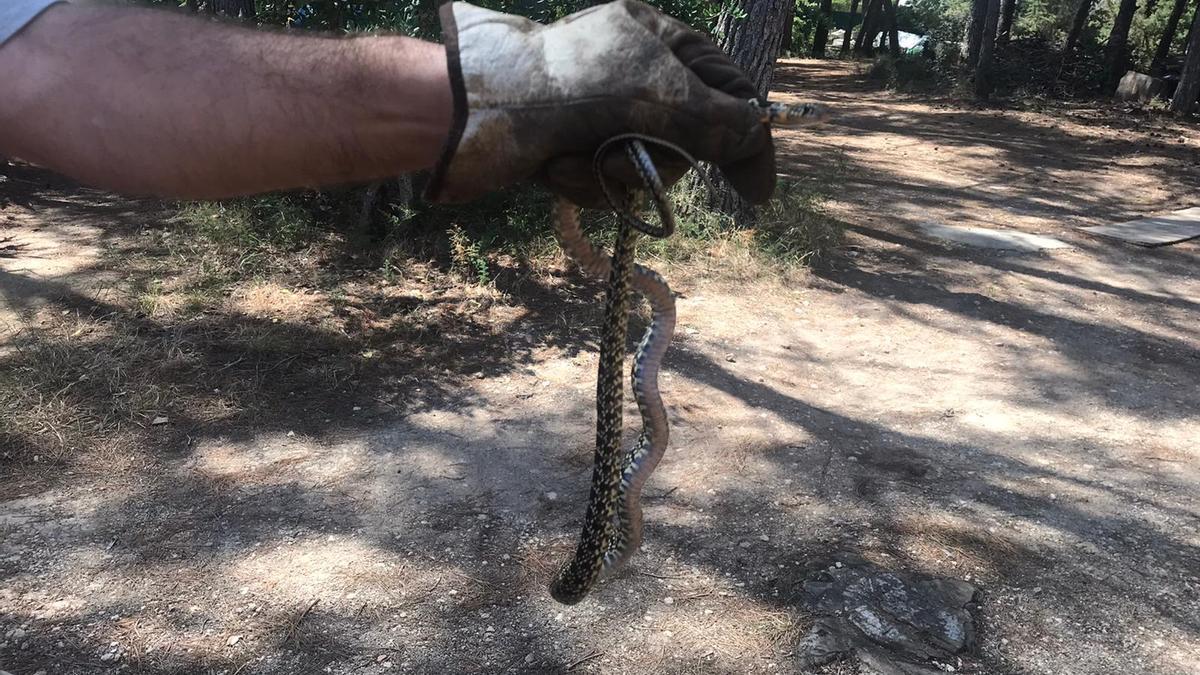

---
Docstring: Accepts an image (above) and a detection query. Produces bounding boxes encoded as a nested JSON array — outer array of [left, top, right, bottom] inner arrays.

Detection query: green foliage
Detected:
[[447, 223, 492, 284], [902, 0, 973, 43]]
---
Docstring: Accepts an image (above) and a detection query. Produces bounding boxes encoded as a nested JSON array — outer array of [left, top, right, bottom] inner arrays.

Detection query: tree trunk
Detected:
[[1064, 0, 1094, 55], [882, 0, 901, 58], [997, 0, 1017, 45], [855, 0, 882, 53], [781, 0, 796, 55], [967, 0, 989, 67], [1104, 0, 1139, 92], [841, 0, 861, 56], [704, 0, 794, 218], [186, 0, 199, 12], [975, 0, 1001, 98], [812, 0, 834, 57], [1151, 0, 1191, 76], [1171, 0, 1200, 113]]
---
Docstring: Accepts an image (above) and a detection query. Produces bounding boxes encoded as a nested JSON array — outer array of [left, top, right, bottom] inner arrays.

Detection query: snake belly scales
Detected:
[[549, 101, 831, 605]]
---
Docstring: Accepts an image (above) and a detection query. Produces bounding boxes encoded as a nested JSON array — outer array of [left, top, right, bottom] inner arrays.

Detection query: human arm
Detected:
[[0, 3, 453, 199]]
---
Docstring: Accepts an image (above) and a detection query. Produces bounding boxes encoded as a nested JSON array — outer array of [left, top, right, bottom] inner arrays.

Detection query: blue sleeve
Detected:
[[0, 0, 65, 47]]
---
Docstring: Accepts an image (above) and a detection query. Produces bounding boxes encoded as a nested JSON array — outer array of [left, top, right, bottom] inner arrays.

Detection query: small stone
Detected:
[[759, 535, 770, 542], [287, 431, 295, 437], [7, 628, 26, 641], [227, 635, 242, 646], [739, 541, 751, 549], [545, 491, 558, 501], [150, 416, 169, 426], [353, 406, 362, 411], [663, 597, 674, 605], [725, 354, 736, 363], [525, 653, 535, 663]]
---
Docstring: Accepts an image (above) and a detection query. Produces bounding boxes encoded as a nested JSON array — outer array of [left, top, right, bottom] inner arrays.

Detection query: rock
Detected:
[[227, 634, 242, 646], [1115, 71, 1165, 103], [795, 617, 853, 668], [5, 628, 25, 641], [796, 553, 979, 673]]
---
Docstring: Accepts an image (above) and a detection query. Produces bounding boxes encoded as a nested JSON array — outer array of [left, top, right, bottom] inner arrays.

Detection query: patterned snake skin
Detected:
[[549, 101, 831, 605]]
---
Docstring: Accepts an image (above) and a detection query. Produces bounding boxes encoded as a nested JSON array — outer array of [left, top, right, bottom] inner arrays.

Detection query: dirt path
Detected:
[[2, 62, 1198, 675]]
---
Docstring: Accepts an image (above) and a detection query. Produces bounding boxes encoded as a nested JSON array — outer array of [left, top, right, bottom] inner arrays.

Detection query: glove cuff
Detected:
[[424, 1, 470, 203]]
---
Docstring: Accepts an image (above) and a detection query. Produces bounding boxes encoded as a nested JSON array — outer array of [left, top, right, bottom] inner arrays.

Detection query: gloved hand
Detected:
[[426, 0, 775, 208]]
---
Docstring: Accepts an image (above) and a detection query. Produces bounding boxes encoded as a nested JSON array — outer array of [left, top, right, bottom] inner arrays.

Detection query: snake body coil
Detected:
[[549, 101, 831, 605]]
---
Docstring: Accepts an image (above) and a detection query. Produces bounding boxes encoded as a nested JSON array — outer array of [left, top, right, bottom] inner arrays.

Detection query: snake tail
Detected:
[[603, 262, 675, 572], [760, 101, 832, 127], [549, 202, 638, 605]]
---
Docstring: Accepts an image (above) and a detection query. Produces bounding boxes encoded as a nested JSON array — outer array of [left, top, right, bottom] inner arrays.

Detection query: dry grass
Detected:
[[892, 513, 1026, 582]]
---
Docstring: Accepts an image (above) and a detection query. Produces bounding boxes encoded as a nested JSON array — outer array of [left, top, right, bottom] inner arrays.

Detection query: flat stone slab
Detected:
[[1080, 207, 1200, 247], [796, 552, 979, 675], [916, 222, 1071, 251]]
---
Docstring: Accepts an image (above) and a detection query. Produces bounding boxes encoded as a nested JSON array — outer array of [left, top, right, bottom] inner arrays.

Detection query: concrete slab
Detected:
[[915, 222, 1071, 252], [1080, 207, 1200, 247]]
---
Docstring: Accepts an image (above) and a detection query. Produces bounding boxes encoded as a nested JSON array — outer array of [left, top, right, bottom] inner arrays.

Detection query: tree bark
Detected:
[[1104, 0, 1139, 92], [704, 0, 794, 218], [812, 0, 833, 57], [1151, 0, 1191, 76], [781, 0, 796, 55], [841, 0, 861, 56], [855, 0, 882, 53], [882, 0, 901, 58], [1171, 0, 1200, 113], [997, 0, 1017, 45], [975, 0, 1001, 98], [1064, 0, 1094, 55], [967, 0, 989, 67]]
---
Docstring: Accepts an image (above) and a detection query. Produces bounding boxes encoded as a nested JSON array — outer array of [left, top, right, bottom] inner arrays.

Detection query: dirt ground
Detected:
[[2, 60, 1198, 675]]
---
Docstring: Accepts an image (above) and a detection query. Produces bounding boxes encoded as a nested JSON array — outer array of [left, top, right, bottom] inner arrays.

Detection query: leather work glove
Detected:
[[426, 0, 775, 208]]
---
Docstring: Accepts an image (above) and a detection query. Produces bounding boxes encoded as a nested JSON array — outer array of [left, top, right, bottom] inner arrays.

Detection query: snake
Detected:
[[549, 100, 832, 605]]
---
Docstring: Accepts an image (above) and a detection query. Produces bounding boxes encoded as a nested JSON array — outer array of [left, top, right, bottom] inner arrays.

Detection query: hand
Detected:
[[426, 0, 775, 208]]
